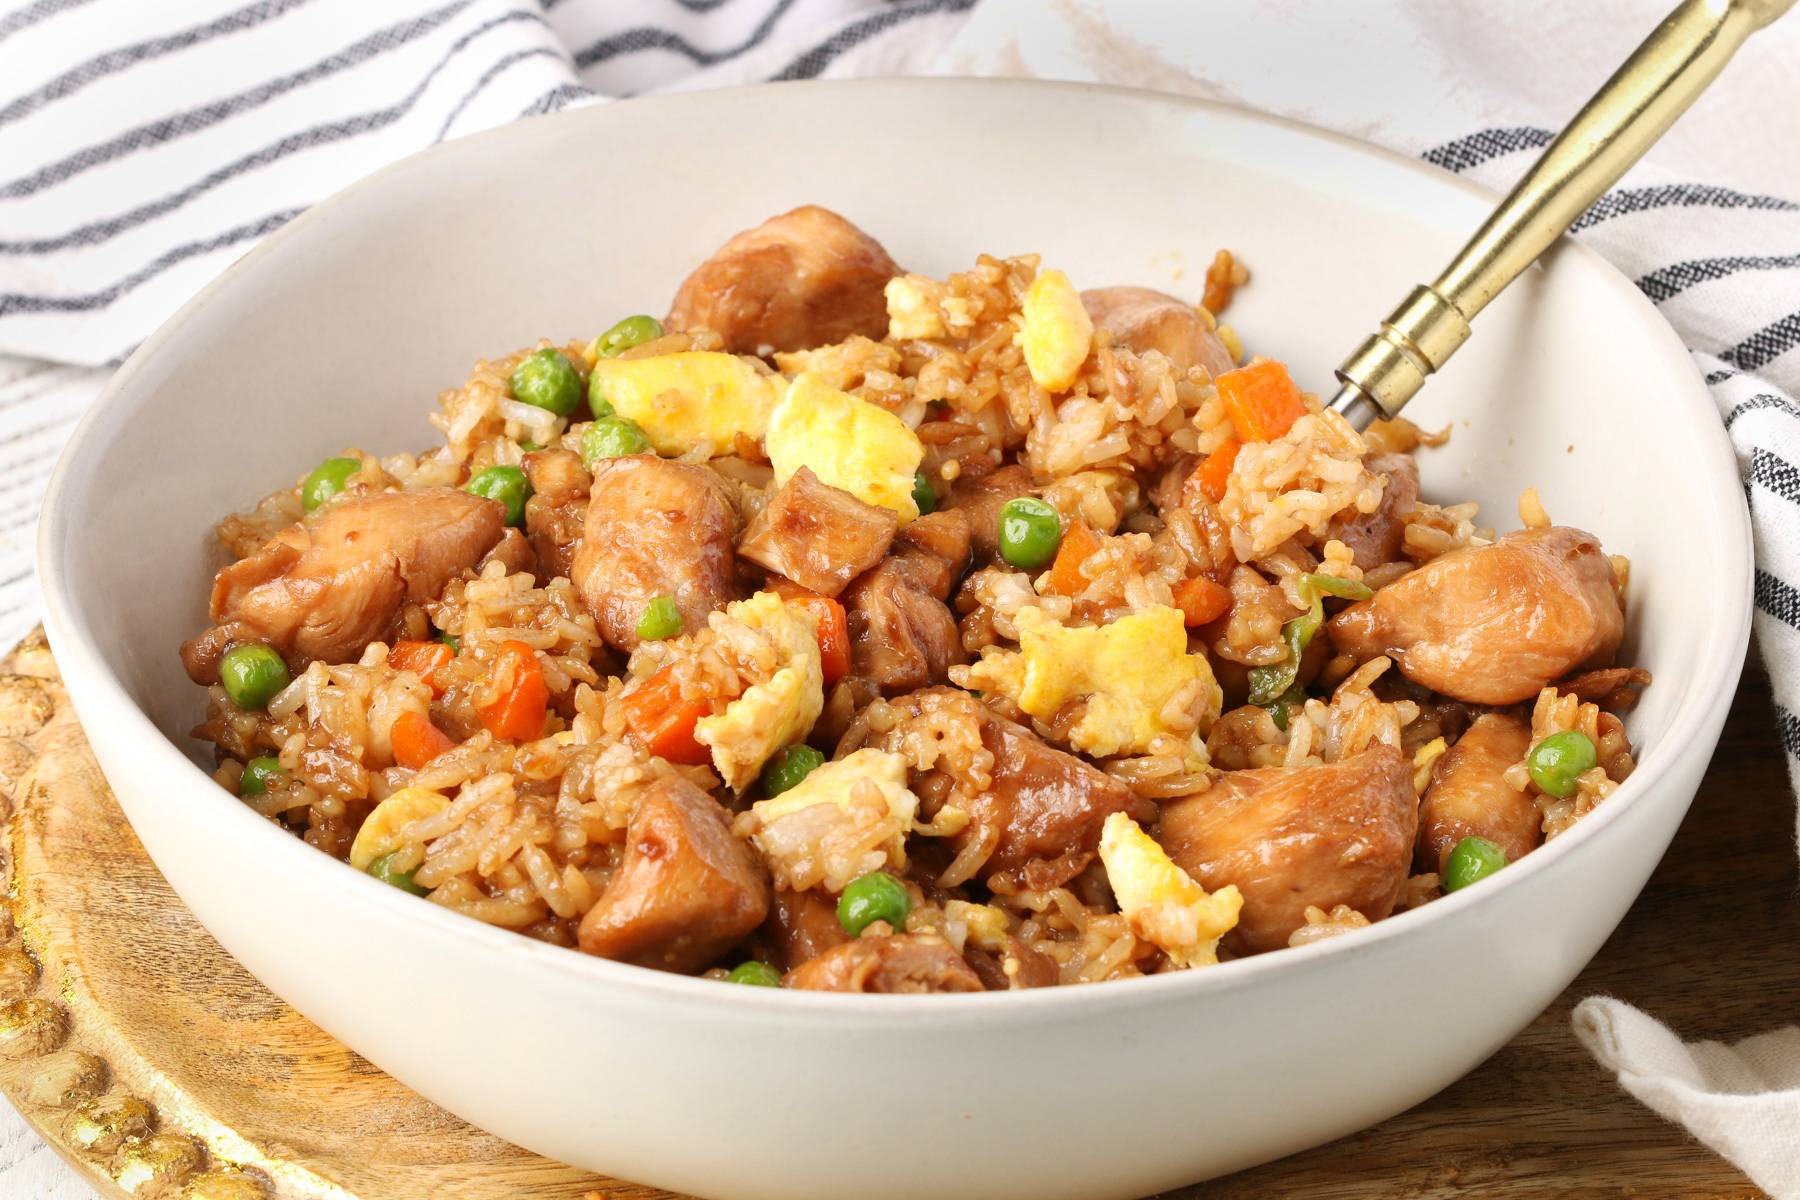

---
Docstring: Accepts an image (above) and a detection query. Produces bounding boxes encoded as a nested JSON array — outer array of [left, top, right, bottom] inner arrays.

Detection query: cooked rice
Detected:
[[186, 229, 1647, 985]]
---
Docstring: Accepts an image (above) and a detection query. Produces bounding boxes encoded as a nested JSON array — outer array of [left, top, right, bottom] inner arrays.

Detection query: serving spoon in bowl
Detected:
[[1326, 0, 1795, 431]]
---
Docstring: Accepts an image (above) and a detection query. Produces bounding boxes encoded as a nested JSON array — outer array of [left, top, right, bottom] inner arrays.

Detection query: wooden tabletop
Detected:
[[0, 633, 1785, 1199]]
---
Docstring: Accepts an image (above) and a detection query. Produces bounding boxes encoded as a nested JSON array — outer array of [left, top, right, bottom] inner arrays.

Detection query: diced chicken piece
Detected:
[[181, 488, 504, 682], [1156, 746, 1417, 954], [665, 206, 900, 355], [572, 455, 742, 652], [1325, 453, 1420, 571], [970, 707, 1154, 892], [1558, 666, 1653, 710], [762, 888, 851, 973], [841, 511, 972, 695], [963, 936, 1060, 990], [784, 934, 984, 993], [1327, 526, 1625, 705], [576, 776, 770, 972], [843, 562, 965, 695], [946, 465, 1036, 565], [1080, 286, 1237, 378], [889, 510, 972, 601], [1418, 712, 1540, 873], [479, 526, 536, 577], [738, 466, 898, 597], [522, 448, 591, 581]]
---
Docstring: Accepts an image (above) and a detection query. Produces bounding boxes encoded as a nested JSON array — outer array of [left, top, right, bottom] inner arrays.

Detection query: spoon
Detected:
[[1326, 0, 1796, 431]]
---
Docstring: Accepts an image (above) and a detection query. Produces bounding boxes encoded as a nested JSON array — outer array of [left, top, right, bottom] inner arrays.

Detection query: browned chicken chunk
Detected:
[[964, 936, 1060, 990], [479, 526, 536, 577], [890, 510, 972, 600], [762, 887, 850, 973], [844, 567, 964, 694], [784, 934, 984, 993], [665, 206, 899, 355], [971, 706, 1154, 892], [947, 465, 1036, 565], [841, 512, 971, 695], [1417, 712, 1539, 873], [180, 488, 504, 683], [1080, 286, 1237, 377], [1326, 453, 1419, 571], [572, 455, 742, 653], [1327, 526, 1624, 705], [738, 466, 898, 597], [577, 776, 770, 972], [521, 448, 591, 582], [1156, 745, 1417, 954]]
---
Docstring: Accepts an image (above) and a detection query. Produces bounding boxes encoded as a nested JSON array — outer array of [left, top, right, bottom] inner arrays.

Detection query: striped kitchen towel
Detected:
[[1, 2, 1799, 1196], [0, 0, 973, 651]]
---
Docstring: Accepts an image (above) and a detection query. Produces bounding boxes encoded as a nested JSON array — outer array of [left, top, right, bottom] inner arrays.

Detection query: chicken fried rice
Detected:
[[179, 206, 1647, 993]]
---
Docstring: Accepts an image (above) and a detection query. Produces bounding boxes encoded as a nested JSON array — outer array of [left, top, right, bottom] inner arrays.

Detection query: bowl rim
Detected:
[[37, 76, 1754, 1020]]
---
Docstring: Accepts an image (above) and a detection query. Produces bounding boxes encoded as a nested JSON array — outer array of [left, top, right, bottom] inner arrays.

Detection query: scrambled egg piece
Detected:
[[766, 371, 925, 522], [587, 351, 780, 456], [884, 274, 948, 340], [349, 786, 449, 870], [738, 748, 921, 892], [944, 899, 1011, 952], [1019, 268, 1093, 393], [694, 591, 824, 791], [1098, 812, 1241, 968], [964, 605, 1221, 758]]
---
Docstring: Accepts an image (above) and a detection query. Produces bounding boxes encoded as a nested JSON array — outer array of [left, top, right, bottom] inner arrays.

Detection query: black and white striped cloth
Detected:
[[0, 0, 973, 666], [2, 1, 1799, 1195]]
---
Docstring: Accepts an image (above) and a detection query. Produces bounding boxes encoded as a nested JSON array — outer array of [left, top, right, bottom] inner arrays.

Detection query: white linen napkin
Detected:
[[2, 1, 1798, 1196]]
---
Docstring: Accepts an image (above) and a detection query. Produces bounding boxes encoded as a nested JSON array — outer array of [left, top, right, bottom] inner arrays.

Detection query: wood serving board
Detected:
[[0, 627, 1782, 1200]]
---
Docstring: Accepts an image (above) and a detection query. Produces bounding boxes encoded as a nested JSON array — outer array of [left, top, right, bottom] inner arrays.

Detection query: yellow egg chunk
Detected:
[[587, 351, 780, 456], [967, 605, 1220, 758], [766, 371, 925, 523], [1099, 812, 1241, 969], [738, 748, 921, 892], [349, 786, 450, 870], [694, 592, 824, 791], [884, 274, 947, 340], [1019, 268, 1093, 393], [751, 747, 916, 824]]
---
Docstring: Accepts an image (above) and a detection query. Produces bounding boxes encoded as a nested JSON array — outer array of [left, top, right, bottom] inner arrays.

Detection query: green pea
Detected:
[[580, 417, 651, 468], [465, 465, 532, 527], [593, 314, 664, 359], [912, 472, 938, 516], [837, 871, 911, 937], [1528, 730, 1599, 798], [508, 348, 582, 417], [997, 496, 1062, 569], [636, 595, 683, 641], [368, 852, 427, 896], [727, 961, 782, 987], [219, 644, 290, 711], [1442, 836, 1508, 892], [301, 456, 361, 512], [439, 631, 462, 655], [760, 744, 825, 798], [238, 756, 283, 797]]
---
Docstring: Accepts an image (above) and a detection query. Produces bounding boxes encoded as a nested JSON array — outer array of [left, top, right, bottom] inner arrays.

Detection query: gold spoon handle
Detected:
[[1327, 0, 1796, 430]]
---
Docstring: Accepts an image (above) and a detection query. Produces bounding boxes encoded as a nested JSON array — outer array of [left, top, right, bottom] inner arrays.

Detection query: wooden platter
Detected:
[[0, 627, 1781, 1199]]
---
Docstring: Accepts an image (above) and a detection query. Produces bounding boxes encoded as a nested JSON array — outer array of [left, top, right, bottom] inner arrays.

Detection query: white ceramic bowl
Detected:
[[39, 80, 1749, 1200]]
